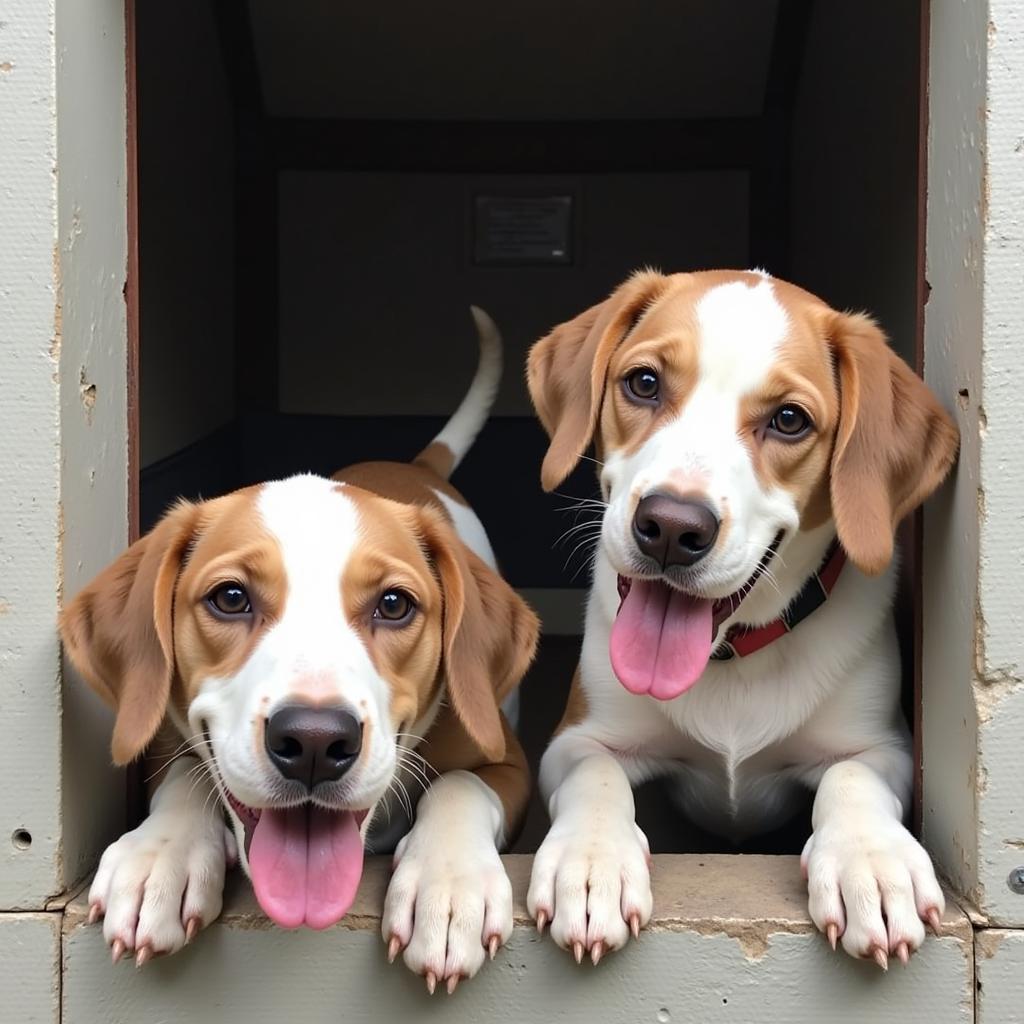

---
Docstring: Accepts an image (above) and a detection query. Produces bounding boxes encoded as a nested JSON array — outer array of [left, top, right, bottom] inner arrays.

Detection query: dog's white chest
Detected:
[[650, 651, 830, 837], [663, 735, 808, 839]]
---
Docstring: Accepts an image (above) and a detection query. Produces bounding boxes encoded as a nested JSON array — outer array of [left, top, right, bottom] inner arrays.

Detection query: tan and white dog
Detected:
[[60, 309, 538, 992], [525, 270, 959, 968]]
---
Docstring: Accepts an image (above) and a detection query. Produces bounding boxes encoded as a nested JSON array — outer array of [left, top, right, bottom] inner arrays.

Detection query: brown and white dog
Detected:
[[60, 309, 538, 992], [525, 270, 959, 968]]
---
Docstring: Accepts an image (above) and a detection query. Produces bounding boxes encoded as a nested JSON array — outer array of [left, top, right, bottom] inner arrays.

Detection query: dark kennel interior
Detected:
[[134, 0, 927, 852]]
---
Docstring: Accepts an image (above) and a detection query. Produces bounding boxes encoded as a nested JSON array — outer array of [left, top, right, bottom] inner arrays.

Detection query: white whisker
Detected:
[[396, 754, 436, 794], [563, 532, 601, 574], [145, 735, 210, 781], [390, 776, 413, 819]]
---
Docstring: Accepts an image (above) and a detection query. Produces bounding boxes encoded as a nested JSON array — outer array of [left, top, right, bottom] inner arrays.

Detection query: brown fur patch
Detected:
[[333, 460, 467, 511], [340, 486, 539, 764], [527, 269, 672, 491], [339, 488, 446, 735], [412, 440, 456, 480], [419, 709, 530, 836], [413, 503, 540, 762], [827, 312, 959, 573], [597, 303, 701, 462], [735, 298, 840, 531], [60, 500, 201, 764], [171, 491, 289, 706], [338, 484, 537, 833]]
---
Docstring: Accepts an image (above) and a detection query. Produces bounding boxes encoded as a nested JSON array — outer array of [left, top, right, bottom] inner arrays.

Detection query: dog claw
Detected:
[[872, 947, 889, 971], [826, 923, 839, 951], [535, 910, 547, 934], [573, 941, 584, 965], [425, 972, 437, 996], [387, 936, 402, 963], [110, 939, 126, 964], [629, 914, 641, 940], [185, 917, 201, 944], [135, 946, 152, 969], [88, 903, 102, 925], [446, 975, 460, 996], [926, 908, 942, 936], [895, 942, 910, 966], [591, 941, 605, 966], [487, 935, 499, 961]]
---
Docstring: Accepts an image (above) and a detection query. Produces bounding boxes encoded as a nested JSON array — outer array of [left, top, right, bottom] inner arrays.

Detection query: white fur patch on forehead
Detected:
[[257, 474, 359, 604], [696, 278, 789, 394]]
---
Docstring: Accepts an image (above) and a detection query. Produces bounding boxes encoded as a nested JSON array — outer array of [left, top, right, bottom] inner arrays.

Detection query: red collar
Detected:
[[711, 539, 846, 660]]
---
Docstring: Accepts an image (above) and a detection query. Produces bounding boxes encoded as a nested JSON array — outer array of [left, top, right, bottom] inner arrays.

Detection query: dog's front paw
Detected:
[[802, 816, 945, 967], [527, 815, 652, 964], [88, 766, 234, 964], [382, 827, 512, 994]]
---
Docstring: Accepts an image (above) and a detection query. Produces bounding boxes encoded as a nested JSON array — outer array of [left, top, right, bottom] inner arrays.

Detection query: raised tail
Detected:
[[414, 306, 502, 479]]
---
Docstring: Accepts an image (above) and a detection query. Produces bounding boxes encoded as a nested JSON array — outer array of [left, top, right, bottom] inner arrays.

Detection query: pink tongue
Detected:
[[248, 806, 364, 930], [610, 579, 714, 700]]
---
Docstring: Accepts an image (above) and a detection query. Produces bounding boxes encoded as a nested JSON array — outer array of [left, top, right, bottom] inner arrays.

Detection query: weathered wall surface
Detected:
[[977, 929, 1024, 1024], [0, 912, 61, 1024], [0, 0, 128, 909], [0, 0, 64, 910], [55, 0, 130, 894], [62, 856, 974, 1024], [922, 0, 1024, 928], [971, 0, 1024, 926]]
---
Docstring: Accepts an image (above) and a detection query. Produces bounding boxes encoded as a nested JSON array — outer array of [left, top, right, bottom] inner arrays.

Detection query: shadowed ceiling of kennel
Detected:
[[247, 0, 779, 120], [139, 0, 923, 609]]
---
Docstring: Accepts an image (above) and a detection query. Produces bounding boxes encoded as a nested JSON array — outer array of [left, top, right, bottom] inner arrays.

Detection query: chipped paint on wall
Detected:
[[924, 0, 1024, 926], [976, 929, 1024, 1023], [54, 0, 129, 891], [0, 0, 64, 911]]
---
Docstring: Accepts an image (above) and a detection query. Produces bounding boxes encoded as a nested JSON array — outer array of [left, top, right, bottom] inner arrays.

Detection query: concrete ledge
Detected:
[[62, 854, 974, 1024], [0, 910, 61, 1024], [976, 929, 1024, 1024]]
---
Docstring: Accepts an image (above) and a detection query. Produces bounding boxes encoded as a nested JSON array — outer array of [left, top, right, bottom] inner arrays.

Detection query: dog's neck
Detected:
[[718, 520, 839, 631]]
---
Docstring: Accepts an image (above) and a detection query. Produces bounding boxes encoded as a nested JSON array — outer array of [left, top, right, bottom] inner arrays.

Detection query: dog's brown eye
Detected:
[[624, 368, 660, 403], [374, 590, 415, 625], [768, 404, 812, 439], [207, 583, 252, 617]]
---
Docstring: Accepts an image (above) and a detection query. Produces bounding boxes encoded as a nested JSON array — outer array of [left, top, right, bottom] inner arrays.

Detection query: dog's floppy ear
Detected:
[[828, 312, 959, 575], [527, 269, 669, 491], [59, 501, 199, 765], [418, 508, 539, 762]]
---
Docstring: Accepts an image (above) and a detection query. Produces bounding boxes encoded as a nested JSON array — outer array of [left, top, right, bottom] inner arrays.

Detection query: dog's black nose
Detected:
[[632, 493, 720, 568], [265, 705, 363, 788]]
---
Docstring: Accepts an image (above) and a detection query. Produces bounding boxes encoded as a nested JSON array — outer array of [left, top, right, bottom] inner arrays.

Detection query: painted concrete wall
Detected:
[[970, 0, 1024, 928], [0, 0, 129, 910], [62, 856, 974, 1024], [0, 0, 65, 910], [0, 912, 61, 1024], [976, 930, 1024, 1024], [922, 0, 1024, 928], [55, 0, 130, 895]]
